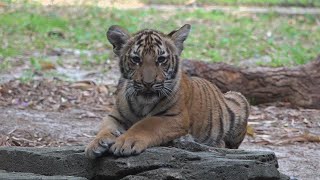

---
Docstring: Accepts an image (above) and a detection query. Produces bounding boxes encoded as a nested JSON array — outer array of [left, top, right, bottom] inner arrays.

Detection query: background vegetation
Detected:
[[143, 0, 320, 7], [0, 0, 319, 76]]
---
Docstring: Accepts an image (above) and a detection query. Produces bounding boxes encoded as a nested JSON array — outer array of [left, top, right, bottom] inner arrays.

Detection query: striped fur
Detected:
[[85, 24, 250, 158]]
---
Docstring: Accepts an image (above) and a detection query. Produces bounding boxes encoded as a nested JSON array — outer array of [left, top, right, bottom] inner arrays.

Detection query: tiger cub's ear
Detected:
[[107, 25, 130, 56], [168, 24, 191, 55]]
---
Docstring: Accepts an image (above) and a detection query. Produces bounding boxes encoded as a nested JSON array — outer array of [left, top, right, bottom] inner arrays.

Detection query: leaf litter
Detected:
[[241, 104, 320, 179], [0, 78, 118, 147], [0, 78, 319, 148], [0, 79, 115, 112], [245, 105, 320, 145]]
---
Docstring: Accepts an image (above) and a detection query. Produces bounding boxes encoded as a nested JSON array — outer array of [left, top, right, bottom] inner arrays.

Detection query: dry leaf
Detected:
[[78, 111, 98, 119], [108, 86, 117, 94], [0, 2, 6, 7], [40, 61, 56, 70], [303, 118, 312, 128], [249, 114, 265, 120], [0, 135, 11, 147], [275, 132, 320, 145], [70, 80, 96, 90], [98, 85, 108, 94], [246, 125, 255, 137], [82, 91, 91, 96], [254, 140, 272, 145]]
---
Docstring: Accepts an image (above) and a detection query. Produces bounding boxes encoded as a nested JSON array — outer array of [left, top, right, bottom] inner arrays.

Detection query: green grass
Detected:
[[143, 0, 320, 7], [0, 1, 319, 70], [0, 59, 11, 71]]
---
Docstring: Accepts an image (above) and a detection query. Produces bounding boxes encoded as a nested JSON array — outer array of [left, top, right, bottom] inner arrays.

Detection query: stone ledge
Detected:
[[0, 170, 86, 180], [0, 143, 289, 180]]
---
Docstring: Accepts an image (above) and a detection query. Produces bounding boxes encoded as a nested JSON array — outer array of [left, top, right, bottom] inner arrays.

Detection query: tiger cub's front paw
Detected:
[[109, 135, 148, 156], [85, 130, 121, 159]]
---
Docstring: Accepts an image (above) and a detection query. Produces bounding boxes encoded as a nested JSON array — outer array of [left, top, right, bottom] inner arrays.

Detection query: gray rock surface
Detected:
[[0, 142, 289, 180], [0, 170, 86, 180]]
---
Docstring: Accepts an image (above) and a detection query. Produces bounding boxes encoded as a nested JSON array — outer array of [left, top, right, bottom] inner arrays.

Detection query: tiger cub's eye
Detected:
[[131, 56, 141, 64], [157, 56, 167, 64]]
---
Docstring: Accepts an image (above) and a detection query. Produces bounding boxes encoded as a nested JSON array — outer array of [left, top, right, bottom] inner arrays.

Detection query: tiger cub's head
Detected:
[[107, 24, 191, 101]]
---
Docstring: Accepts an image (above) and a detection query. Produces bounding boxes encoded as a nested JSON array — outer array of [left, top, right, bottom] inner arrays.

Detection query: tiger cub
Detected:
[[85, 24, 250, 158]]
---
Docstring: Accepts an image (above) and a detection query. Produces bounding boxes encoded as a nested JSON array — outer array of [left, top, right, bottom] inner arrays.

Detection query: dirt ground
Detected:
[[0, 49, 319, 179], [0, 77, 320, 180]]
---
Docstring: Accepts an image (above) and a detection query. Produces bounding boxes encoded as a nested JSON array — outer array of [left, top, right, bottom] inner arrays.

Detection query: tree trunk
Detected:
[[182, 56, 320, 109]]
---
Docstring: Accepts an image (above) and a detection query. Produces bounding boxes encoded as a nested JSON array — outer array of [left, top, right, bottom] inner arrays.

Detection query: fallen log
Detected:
[[182, 56, 320, 109]]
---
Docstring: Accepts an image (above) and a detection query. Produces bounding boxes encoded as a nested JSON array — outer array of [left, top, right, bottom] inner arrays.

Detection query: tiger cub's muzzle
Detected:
[[134, 80, 164, 93]]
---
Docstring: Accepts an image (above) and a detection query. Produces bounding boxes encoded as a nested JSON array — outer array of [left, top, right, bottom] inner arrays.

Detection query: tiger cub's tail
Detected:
[[224, 91, 250, 149]]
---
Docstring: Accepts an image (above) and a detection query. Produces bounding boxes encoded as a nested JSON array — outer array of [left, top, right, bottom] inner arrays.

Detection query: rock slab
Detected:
[[0, 142, 289, 180]]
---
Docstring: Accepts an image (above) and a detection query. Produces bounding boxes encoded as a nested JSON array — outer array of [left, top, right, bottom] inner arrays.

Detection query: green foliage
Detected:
[[0, 2, 319, 69], [0, 59, 11, 71], [29, 58, 41, 70], [142, 0, 320, 7]]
